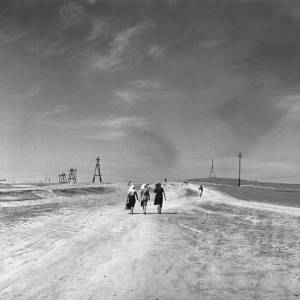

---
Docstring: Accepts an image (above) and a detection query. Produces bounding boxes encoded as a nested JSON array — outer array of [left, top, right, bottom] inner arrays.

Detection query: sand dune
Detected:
[[0, 184, 116, 202]]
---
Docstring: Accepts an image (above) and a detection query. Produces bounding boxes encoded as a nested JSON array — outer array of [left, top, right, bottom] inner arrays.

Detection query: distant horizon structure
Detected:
[[209, 159, 216, 179], [59, 172, 67, 183], [92, 157, 102, 183], [68, 168, 77, 183], [62, 173, 67, 183]]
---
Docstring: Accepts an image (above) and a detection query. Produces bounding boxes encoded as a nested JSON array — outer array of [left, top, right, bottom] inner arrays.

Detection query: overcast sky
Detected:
[[1, 0, 300, 183]]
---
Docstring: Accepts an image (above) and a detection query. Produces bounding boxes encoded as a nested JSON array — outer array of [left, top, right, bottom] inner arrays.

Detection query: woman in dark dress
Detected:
[[127, 185, 139, 214], [154, 183, 166, 214]]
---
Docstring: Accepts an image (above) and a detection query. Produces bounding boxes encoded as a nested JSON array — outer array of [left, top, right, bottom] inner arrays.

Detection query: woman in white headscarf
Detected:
[[126, 184, 139, 215], [140, 183, 150, 215]]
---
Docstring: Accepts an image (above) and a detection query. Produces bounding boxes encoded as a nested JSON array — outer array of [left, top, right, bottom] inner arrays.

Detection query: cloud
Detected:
[[31, 104, 72, 127], [55, 116, 149, 130], [27, 18, 153, 69], [0, 30, 28, 47], [1, 84, 41, 103], [76, 131, 125, 140], [148, 45, 165, 57], [276, 94, 300, 116], [215, 81, 287, 143], [127, 128, 179, 168], [43, 104, 72, 116], [115, 79, 161, 103], [211, 1, 300, 143], [27, 15, 107, 60], [115, 78, 178, 104], [200, 39, 227, 49], [90, 21, 155, 71], [37, 113, 149, 140], [59, 0, 84, 28], [98, 116, 149, 128]]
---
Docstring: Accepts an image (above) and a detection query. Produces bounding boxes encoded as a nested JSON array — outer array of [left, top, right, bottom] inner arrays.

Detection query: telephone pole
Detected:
[[93, 157, 102, 183], [238, 152, 242, 186], [209, 159, 216, 179]]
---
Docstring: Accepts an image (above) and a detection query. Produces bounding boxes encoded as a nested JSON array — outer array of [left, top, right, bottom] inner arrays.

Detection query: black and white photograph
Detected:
[[1, 0, 300, 299]]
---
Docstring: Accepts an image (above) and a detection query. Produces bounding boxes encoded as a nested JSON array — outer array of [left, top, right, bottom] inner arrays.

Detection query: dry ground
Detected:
[[1, 183, 300, 299]]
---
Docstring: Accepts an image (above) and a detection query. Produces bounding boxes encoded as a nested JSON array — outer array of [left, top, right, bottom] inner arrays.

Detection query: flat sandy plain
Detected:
[[1, 182, 300, 299]]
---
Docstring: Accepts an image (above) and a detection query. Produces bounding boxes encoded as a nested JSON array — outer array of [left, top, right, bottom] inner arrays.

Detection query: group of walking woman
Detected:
[[126, 183, 166, 215]]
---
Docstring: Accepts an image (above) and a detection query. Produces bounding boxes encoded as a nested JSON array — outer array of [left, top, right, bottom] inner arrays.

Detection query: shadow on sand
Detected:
[[129, 212, 178, 215]]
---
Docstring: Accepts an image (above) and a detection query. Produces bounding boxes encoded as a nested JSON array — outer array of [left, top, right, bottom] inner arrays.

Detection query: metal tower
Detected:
[[59, 172, 68, 183], [68, 168, 77, 183], [209, 159, 216, 179], [93, 157, 102, 183]]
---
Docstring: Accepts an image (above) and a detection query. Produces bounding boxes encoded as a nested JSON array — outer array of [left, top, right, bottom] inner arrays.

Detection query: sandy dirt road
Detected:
[[1, 183, 300, 299]]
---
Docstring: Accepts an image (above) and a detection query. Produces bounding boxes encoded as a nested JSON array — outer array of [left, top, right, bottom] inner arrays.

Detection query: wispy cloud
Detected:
[[43, 104, 72, 116], [28, 16, 106, 60], [86, 0, 97, 4], [215, 80, 286, 143], [200, 39, 226, 49], [32, 104, 72, 127], [97, 116, 148, 128], [76, 131, 125, 140], [55, 116, 149, 130], [148, 45, 165, 57], [128, 128, 179, 168], [36, 112, 149, 140], [276, 94, 300, 115], [115, 78, 180, 105], [1, 84, 41, 103], [115, 78, 175, 104], [13, 6, 157, 73], [0, 30, 28, 47], [59, 0, 84, 28], [90, 21, 155, 71]]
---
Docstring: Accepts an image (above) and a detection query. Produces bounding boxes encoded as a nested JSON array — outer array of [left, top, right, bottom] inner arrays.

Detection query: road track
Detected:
[[1, 184, 300, 299]]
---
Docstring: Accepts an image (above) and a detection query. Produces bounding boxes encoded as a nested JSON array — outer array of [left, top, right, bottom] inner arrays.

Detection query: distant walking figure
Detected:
[[126, 185, 138, 215], [154, 183, 166, 214], [199, 184, 204, 197], [140, 184, 150, 215]]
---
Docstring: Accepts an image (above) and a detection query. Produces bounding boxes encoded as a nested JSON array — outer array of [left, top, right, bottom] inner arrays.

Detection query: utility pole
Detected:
[[238, 152, 242, 186], [209, 159, 216, 179], [93, 157, 102, 183]]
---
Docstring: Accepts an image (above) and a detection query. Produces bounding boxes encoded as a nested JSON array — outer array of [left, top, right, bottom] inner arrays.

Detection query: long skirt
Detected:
[[127, 195, 136, 209], [141, 199, 148, 207], [154, 195, 163, 206]]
